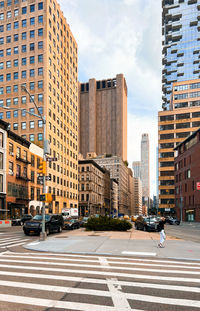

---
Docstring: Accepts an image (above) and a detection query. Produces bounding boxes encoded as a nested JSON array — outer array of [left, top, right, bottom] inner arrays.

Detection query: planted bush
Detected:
[[84, 216, 132, 231]]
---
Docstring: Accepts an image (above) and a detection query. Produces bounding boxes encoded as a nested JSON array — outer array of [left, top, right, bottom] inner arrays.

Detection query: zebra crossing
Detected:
[[0, 251, 199, 310], [0, 232, 31, 249]]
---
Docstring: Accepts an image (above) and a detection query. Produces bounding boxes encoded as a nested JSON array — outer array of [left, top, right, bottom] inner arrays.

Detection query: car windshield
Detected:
[[83, 217, 88, 221], [33, 215, 51, 221]]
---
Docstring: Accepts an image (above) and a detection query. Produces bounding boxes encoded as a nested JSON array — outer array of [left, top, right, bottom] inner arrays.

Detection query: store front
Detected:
[[7, 202, 28, 219], [185, 209, 195, 222]]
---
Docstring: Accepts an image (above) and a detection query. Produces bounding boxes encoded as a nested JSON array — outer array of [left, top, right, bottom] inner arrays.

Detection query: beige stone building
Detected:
[[127, 168, 134, 216], [0, 0, 78, 213], [133, 177, 142, 216], [87, 153, 130, 215], [158, 79, 200, 214], [78, 159, 110, 216], [79, 74, 127, 161]]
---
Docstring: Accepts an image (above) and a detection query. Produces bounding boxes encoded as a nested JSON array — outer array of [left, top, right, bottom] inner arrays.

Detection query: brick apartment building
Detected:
[[174, 128, 200, 222]]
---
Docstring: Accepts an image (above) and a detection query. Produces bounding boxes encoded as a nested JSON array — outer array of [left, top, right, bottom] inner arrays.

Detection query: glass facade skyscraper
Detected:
[[162, 0, 200, 109]]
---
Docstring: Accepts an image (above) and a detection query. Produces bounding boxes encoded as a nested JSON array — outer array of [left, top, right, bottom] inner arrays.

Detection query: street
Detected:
[[0, 224, 200, 310], [0, 250, 200, 310], [165, 222, 200, 243]]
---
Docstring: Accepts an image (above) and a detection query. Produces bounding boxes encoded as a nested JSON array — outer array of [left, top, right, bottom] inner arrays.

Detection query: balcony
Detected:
[[16, 155, 31, 164]]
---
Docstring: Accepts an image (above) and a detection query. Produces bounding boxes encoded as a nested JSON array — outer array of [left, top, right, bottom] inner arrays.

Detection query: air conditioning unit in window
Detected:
[[9, 152, 14, 156]]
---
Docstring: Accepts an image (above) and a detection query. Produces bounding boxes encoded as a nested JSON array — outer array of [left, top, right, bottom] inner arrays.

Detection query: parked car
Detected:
[[166, 217, 180, 225], [131, 215, 138, 222], [23, 214, 64, 236], [135, 216, 159, 231], [12, 214, 33, 226], [63, 218, 80, 230], [79, 217, 89, 227]]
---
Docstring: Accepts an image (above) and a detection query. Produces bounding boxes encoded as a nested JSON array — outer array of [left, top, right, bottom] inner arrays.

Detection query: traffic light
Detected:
[[40, 193, 53, 203], [38, 161, 46, 175]]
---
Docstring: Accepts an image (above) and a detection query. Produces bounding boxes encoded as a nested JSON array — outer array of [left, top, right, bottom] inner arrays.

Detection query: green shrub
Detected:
[[84, 216, 132, 231]]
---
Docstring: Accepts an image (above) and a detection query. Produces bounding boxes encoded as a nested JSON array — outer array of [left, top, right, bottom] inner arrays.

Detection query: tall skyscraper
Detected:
[[162, 0, 200, 110], [141, 133, 150, 201], [0, 0, 78, 213], [132, 161, 141, 179], [158, 79, 200, 213], [79, 74, 127, 161]]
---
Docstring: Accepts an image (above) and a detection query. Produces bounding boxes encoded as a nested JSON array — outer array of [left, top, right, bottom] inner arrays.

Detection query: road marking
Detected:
[[0, 239, 28, 247], [11, 251, 200, 265], [122, 251, 157, 256], [1, 241, 30, 248], [27, 242, 40, 246], [0, 294, 144, 311], [4, 256, 199, 270], [0, 238, 24, 243], [0, 280, 111, 297], [0, 258, 199, 275], [0, 269, 200, 289], [99, 257, 131, 311], [4, 253, 200, 269]]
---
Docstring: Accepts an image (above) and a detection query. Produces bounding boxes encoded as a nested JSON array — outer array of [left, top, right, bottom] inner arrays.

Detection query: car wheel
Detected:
[[57, 225, 62, 233], [24, 232, 29, 236], [144, 226, 148, 232], [46, 227, 50, 236]]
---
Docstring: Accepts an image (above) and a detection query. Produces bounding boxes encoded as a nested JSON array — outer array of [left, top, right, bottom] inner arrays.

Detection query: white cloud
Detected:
[[59, 0, 161, 197]]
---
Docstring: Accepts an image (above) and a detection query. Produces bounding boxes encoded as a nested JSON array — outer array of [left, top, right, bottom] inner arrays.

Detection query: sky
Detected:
[[59, 0, 162, 197]]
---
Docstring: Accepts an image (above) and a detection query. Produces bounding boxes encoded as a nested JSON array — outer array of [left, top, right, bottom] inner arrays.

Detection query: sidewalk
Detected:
[[25, 228, 200, 260]]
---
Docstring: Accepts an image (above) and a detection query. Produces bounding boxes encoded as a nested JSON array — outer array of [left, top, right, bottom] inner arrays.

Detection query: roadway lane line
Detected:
[[0, 270, 200, 290], [122, 251, 156, 256], [10, 251, 200, 265], [99, 257, 131, 311], [0, 239, 28, 247], [0, 238, 24, 243], [3, 254, 200, 270], [1, 241, 30, 248], [0, 280, 111, 297], [0, 258, 199, 275], [0, 294, 144, 311], [0, 263, 199, 283]]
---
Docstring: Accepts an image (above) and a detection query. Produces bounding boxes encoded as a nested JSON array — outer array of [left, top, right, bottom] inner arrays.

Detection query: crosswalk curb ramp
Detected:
[[0, 251, 200, 310]]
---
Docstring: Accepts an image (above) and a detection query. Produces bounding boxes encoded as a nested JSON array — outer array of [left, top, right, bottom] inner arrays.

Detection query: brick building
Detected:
[[174, 128, 200, 222]]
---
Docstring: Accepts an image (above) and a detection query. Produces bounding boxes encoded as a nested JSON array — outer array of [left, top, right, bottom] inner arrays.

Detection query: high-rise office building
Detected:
[[132, 161, 141, 179], [158, 79, 200, 213], [79, 74, 127, 161], [0, 0, 78, 213], [141, 133, 150, 201], [162, 0, 200, 110]]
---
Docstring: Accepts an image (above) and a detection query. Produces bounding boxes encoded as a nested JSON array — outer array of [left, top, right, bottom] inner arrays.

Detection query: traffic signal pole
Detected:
[[40, 117, 47, 241]]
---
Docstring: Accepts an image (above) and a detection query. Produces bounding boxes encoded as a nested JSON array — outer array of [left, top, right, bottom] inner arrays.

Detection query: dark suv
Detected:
[[23, 214, 64, 236], [135, 216, 159, 232]]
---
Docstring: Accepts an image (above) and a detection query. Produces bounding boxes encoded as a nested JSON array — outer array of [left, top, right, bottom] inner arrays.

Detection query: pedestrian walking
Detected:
[[158, 217, 166, 248]]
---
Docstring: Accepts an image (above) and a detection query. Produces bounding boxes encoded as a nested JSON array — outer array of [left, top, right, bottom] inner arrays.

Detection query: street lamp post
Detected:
[[2, 85, 49, 240]]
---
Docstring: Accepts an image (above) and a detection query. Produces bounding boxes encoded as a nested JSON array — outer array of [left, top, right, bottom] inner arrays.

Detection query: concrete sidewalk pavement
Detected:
[[24, 228, 200, 260]]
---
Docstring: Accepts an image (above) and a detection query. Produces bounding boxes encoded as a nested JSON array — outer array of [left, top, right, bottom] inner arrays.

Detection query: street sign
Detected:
[[197, 182, 200, 190], [46, 157, 57, 162]]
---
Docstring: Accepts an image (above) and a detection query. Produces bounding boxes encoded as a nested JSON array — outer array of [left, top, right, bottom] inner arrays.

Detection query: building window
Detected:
[[38, 28, 43, 36], [22, 7, 27, 14], [13, 59, 18, 67], [29, 134, 34, 142], [38, 133, 43, 141], [9, 162, 13, 175], [30, 17, 35, 25], [13, 123, 18, 130], [30, 69, 35, 77], [38, 120, 43, 128], [30, 43, 34, 51], [0, 152, 3, 169], [22, 19, 27, 27], [30, 4, 35, 12], [38, 15, 43, 23], [6, 111, 11, 119], [0, 174, 3, 192], [30, 121, 34, 129], [14, 34, 18, 42], [30, 82, 35, 90], [22, 32, 26, 40], [14, 21, 19, 29], [38, 2, 43, 10], [13, 72, 18, 80], [13, 110, 18, 118], [22, 57, 26, 65], [13, 97, 18, 105], [21, 96, 26, 104], [21, 122, 26, 130]]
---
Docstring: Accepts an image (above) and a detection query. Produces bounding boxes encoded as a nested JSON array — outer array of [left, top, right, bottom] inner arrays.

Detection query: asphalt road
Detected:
[[165, 222, 200, 243], [0, 249, 200, 310]]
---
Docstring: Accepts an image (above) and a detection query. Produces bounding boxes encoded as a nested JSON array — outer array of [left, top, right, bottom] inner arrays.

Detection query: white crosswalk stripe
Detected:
[[0, 233, 30, 248], [0, 251, 200, 310]]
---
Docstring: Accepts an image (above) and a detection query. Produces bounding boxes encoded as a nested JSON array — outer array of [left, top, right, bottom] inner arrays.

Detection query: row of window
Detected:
[[0, 46, 43, 56], [0, 81, 43, 95], [0, 19, 44, 31], [0, 30, 44, 44], [160, 112, 200, 122], [0, 68, 43, 81], [0, 0, 26, 8], [0, 94, 43, 108], [0, 5, 43, 20], [160, 121, 200, 130]]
